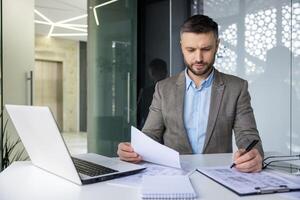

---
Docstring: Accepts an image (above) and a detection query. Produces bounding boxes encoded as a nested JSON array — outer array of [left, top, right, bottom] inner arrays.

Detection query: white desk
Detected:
[[0, 153, 298, 200]]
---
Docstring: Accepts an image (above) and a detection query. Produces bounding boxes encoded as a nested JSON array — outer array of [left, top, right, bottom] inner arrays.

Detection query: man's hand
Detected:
[[233, 148, 263, 173], [117, 142, 142, 163]]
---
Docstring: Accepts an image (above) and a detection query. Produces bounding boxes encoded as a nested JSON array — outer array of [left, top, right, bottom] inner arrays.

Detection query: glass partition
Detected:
[[87, 0, 137, 156]]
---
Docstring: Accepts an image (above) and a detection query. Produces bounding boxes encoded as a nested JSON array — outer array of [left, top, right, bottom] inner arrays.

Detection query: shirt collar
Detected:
[[185, 68, 215, 91]]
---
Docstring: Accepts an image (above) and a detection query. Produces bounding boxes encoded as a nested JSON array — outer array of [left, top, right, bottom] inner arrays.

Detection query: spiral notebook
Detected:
[[141, 175, 197, 199]]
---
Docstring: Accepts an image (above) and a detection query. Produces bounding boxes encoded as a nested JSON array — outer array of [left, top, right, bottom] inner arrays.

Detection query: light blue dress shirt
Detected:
[[184, 69, 214, 154]]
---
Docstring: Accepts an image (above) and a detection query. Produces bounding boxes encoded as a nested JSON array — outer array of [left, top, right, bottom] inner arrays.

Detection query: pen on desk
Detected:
[[230, 139, 259, 168]]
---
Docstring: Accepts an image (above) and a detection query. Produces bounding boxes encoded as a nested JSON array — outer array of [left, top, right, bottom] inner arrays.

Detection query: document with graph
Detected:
[[197, 166, 300, 196]]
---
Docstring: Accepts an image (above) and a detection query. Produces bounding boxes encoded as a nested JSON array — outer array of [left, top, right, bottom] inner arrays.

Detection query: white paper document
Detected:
[[108, 162, 189, 188], [131, 126, 181, 168], [198, 166, 300, 195]]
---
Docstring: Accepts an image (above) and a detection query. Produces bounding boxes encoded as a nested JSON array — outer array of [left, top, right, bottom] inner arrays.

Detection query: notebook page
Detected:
[[141, 175, 197, 199]]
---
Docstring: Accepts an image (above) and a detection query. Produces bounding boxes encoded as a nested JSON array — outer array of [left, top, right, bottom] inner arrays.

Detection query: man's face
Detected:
[[181, 31, 219, 78]]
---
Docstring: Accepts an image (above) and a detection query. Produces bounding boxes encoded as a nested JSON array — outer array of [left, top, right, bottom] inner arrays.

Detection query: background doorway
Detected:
[[34, 59, 63, 130]]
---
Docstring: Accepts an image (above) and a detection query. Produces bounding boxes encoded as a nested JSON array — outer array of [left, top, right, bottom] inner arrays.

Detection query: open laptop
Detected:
[[5, 104, 145, 185]]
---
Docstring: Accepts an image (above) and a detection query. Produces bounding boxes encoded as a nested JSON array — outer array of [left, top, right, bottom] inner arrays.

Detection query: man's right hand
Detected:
[[117, 142, 142, 163]]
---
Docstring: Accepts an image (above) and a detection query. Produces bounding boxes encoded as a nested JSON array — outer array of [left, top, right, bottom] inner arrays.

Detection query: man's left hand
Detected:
[[233, 148, 263, 173]]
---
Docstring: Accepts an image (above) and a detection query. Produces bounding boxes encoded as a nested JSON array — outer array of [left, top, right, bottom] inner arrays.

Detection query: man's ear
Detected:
[[180, 40, 184, 51]]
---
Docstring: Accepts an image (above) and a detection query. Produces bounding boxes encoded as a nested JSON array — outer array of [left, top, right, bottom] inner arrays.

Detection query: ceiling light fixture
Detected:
[[50, 33, 88, 37], [54, 24, 87, 32], [60, 24, 87, 28], [93, 0, 118, 26], [34, 9, 87, 38], [34, 9, 52, 24], [47, 25, 54, 37], [56, 14, 87, 24], [35, 20, 51, 25]]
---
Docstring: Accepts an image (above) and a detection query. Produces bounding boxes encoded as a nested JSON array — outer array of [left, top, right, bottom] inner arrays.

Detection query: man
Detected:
[[118, 14, 264, 173]]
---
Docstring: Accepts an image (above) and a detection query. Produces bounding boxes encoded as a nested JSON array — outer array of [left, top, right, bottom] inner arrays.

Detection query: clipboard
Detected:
[[254, 185, 290, 194], [197, 167, 300, 196]]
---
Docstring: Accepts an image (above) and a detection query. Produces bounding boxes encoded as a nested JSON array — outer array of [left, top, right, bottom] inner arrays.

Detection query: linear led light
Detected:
[[54, 24, 87, 32], [56, 14, 87, 24], [34, 9, 87, 38], [60, 24, 88, 28], [50, 33, 88, 37], [47, 25, 54, 37], [34, 9, 52, 23], [93, 0, 118, 26], [34, 20, 51, 25], [35, 20, 87, 32]]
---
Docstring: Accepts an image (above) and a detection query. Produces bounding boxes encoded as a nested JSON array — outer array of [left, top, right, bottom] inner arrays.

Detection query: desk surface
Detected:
[[0, 153, 299, 200]]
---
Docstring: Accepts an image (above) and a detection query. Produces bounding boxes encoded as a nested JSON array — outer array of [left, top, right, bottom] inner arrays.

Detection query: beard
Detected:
[[187, 62, 211, 76], [183, 51, 217, 77], [185, 59, 214, 77]]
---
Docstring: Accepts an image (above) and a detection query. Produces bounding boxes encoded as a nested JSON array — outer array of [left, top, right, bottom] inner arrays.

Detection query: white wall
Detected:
[[3, 0, 34, 105], [2, 0, 34, 165]]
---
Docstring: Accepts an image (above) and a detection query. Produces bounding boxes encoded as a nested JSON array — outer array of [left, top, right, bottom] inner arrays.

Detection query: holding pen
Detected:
[[230, 140, 259, 168]]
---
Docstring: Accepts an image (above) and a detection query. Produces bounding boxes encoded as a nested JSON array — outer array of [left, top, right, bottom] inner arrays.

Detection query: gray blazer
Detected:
[[142, 69, 264, 156]]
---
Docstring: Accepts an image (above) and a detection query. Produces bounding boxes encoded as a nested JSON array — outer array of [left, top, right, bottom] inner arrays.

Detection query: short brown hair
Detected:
[[180, 14, 218, 39]]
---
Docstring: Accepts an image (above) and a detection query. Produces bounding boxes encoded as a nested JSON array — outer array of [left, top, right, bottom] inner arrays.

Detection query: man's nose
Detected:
[[195, 51, 203, 62]]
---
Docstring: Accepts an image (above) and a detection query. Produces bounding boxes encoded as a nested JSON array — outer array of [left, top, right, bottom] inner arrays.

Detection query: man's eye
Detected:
[[202, 48, 211, 51], [187, 49, 195, 52]]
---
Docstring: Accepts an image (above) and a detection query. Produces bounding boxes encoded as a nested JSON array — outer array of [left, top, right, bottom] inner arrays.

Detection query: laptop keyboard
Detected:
[[72, 157, 118, 177]]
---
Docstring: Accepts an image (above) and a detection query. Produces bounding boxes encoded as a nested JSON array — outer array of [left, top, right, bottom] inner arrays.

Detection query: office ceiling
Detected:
[[35, 0, 87, 41]]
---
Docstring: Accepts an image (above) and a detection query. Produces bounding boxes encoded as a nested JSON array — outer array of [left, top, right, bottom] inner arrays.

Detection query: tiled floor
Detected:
[[62, 132, 87, 155]]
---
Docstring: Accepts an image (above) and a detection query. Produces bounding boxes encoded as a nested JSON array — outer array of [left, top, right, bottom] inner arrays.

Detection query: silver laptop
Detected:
[[5, 104, 145, 185]]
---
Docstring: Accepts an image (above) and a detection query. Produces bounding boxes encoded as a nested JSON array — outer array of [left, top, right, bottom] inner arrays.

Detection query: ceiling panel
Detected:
[[35, 0, 87, 41]]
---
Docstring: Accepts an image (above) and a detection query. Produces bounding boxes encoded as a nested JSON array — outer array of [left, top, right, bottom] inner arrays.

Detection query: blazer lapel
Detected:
[[202, 69, 225, 153], [175, 72, 193, 153]]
